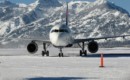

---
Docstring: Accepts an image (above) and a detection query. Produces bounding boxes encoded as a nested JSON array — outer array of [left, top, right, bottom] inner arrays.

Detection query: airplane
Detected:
[[26, 3, 130, 57]]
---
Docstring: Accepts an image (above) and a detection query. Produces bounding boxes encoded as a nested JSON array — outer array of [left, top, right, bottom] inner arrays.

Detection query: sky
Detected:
[[6, 0, 130, 13]]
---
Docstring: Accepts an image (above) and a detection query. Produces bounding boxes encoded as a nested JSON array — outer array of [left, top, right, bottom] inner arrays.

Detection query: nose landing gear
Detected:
[[59, 48, 64, 57]]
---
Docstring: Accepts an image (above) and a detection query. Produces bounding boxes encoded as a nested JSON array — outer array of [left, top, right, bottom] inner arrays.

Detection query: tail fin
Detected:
[[66, 2, 68, 26]]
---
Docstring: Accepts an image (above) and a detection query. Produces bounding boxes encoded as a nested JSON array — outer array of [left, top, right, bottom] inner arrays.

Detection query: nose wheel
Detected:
[[59, 53, 64, 57], [59, 48, 64, 57], [42, 43, 49, 56]]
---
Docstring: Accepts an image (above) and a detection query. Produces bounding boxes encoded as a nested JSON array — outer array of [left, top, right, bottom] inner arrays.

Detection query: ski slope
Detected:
[[0, 48, 130, 80]]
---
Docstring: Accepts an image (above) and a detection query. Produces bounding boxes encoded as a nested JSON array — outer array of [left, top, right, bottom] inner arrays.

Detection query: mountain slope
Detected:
[[0, 0, 130, 47]]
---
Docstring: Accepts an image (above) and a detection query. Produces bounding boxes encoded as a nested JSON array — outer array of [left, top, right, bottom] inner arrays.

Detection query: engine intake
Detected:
[[27, 42, 38, 54], [88, 41, 98, 53]]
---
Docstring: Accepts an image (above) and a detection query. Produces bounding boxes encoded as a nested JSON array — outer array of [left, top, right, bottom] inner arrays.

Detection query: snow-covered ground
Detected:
[[0, 47, 130, 80]]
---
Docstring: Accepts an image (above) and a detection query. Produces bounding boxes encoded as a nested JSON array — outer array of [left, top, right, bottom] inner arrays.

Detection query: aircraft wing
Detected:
[[74, 35, 130, 43], [0, 37, 51, 43], [32, 39, 51, 43]]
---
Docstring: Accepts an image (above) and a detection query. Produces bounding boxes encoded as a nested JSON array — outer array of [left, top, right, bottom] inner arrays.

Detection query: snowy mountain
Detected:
[[0, 0, 130, 47]]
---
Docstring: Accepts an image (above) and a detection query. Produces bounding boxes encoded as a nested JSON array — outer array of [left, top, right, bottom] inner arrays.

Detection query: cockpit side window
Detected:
[[51, 29, 68, 33], [59, 29, 68, 33], [51, 29, 58, 33]]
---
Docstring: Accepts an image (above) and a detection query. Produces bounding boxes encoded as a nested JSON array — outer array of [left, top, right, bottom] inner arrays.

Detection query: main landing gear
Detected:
[[41, 43, 64, 57], [42, 43, 49, 56], [79, 42, 87, 56], [59, 48, 64, 57]]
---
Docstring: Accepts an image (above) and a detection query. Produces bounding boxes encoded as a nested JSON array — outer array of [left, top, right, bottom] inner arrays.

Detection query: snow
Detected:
[[94, 0, 107, 6], [33, 0, 62, 8], [0, 48, 130, 80], [113, 11, 120, 17], [19, 3, 27, 8]]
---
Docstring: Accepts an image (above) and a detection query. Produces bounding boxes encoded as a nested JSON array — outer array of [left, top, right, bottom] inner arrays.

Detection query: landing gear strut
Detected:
[[79, 42, 87, 56], [42, 43, 49, 56], [59, 48, 64, 57]]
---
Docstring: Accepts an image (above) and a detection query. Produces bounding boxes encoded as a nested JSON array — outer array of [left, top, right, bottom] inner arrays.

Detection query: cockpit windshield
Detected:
[[51, 29, 68, 33]]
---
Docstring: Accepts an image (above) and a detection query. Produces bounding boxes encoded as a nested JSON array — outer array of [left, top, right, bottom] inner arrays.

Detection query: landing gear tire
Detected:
[[42, 51, 49, 56], [59, 53, 64, 57], [80, 50, 82, 56], [42, 51, 45, 56], [46, 51, 49, 56], [84, 50, 87, 56]]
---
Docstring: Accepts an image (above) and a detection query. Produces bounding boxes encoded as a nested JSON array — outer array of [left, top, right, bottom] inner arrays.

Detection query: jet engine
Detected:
[[27, 42, 38, 54], [88, 41, 98, 53]]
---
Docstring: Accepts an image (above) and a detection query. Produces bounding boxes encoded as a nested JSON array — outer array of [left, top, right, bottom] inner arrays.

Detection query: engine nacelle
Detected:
[[27, 42, 38, 54], [88, 41, 99, 53]]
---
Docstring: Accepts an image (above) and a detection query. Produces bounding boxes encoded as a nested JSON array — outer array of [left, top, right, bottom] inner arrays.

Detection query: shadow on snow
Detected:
[[26, 77, 99, 80], [84, 53, 130, 58]]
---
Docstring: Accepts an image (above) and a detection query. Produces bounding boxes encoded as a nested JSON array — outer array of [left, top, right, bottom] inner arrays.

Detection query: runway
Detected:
[[0, 48, 130, 80]]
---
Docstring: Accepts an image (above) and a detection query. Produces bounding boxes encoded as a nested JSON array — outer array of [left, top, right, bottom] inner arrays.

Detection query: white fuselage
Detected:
[[49, 24, 74, 47]]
